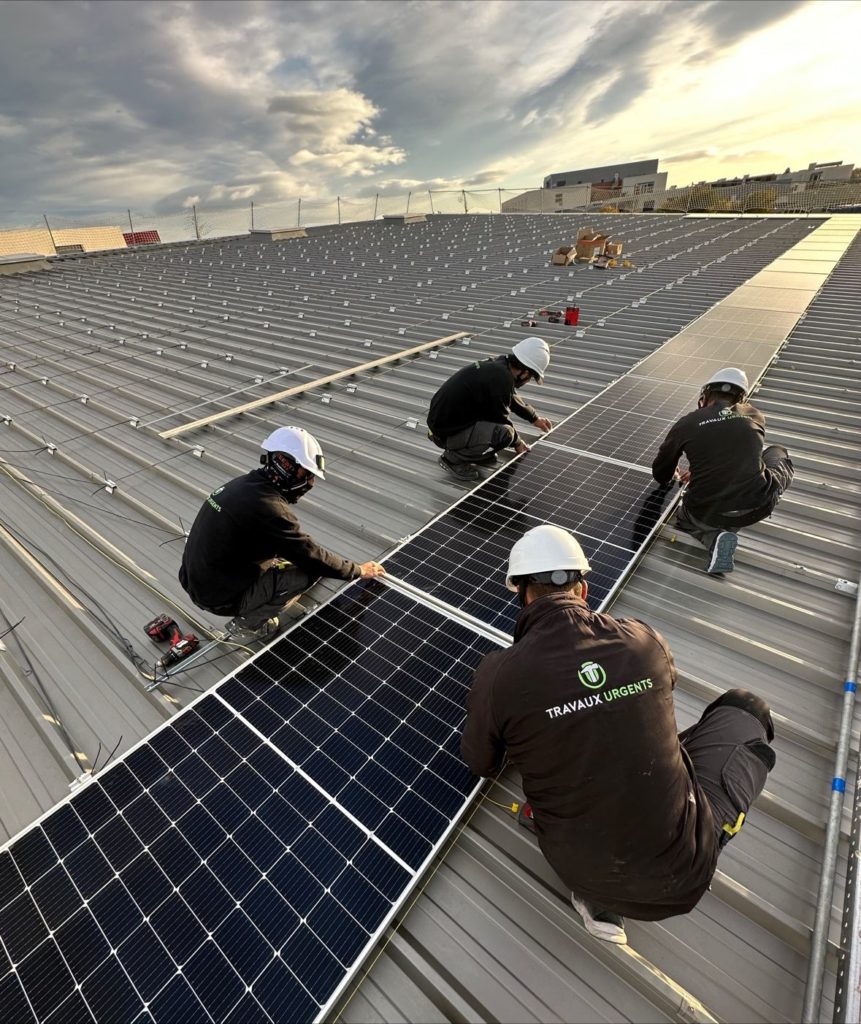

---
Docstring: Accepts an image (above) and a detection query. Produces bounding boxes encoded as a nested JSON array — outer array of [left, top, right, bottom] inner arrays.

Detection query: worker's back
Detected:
[[654, 402, 776, 519], [464, 592, 718, 919], [180, 471, 283, 612], [427, 356, 514, 437]]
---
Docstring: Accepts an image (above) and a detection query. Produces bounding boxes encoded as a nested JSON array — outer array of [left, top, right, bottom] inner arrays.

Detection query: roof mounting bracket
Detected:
[[192, 445, 204, 459], [129, 417, 141, 428], [836, 578, 859, 597], [104, 479, 117, 495], [46, 443, 57, 456]]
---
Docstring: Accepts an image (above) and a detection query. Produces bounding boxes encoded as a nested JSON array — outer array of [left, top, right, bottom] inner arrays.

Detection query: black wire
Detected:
[[93, 735, 123, 776], [0, 616, 25, 641], [0, 605, 82, 766]]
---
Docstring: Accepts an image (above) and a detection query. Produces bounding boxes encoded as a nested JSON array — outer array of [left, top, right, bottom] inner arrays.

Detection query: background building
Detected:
[[0, 224, 128, 258], [537, 159, 668, 212], [501, 184, 592, 214]]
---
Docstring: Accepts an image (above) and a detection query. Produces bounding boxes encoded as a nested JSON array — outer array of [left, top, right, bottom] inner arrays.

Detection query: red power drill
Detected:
[[144, 614, 200, 667]]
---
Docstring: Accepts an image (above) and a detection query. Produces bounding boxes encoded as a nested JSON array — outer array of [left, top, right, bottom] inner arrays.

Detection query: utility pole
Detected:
[[406, 191, 411, 215], [250, 201, 254, 230], [373, 194, 379, 220], [127, 209, 134, 238], [297, 198, 302, 227], [498, 188, 502, 213], [192, 205, 200, 240], [428, 190, 435, 214], [462, 189, 468, 214], [337, 196, 341, 224]]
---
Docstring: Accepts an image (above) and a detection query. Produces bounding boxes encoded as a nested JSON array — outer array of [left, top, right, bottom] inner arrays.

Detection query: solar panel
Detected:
[[630, 344, 779, 389], [542, 405, 685, 466], [0, 581, 502, 1024], [386, 450, 677, 632], [547, 378, 699, 458]]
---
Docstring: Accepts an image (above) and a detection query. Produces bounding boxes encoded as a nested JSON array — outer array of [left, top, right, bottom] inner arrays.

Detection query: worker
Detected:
[[652, 367, 794, 574], [461, 524, 775, 944], [179, 426, 385, 641], [427, 336, 553, 481]]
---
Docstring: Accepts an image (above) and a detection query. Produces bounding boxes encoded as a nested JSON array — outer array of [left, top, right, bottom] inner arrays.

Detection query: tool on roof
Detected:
[[144, 614, 201, 668]]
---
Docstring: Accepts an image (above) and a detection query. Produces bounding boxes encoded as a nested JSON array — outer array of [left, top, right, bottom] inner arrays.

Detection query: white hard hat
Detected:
[[704, 367, 749, 396], [511, 336, 550, 383], [506, 524, 591, 591], [261, 426, 326, 479]]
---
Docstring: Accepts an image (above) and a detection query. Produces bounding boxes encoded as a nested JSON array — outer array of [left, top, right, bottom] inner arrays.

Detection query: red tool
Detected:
[[565, 305, 580, 326], [144, 614, 201, 667]]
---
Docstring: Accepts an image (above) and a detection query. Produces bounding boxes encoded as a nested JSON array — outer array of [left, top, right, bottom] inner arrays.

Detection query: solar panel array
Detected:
[[0, 582, 501, 1024]]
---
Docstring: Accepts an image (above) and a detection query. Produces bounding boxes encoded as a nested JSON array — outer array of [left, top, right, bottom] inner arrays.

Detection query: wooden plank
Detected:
[[158, 331, 469, 438]]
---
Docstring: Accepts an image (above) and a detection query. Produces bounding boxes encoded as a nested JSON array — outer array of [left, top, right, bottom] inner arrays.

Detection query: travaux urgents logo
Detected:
[[578, 661, 607, 689]]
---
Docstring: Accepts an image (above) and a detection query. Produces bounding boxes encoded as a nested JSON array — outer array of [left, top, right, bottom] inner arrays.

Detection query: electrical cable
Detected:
[[0, 604, 83, 770]]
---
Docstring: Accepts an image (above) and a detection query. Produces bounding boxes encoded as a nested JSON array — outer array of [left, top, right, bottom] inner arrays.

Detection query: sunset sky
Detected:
[[0, 0, 857, 223]]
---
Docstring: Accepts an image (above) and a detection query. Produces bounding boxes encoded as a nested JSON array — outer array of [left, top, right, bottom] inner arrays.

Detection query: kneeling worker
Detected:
[[461, 524, 775, 943], [427, 336, 553, 481], [179, 426, 385, 641], [652, 367, 794, 574]]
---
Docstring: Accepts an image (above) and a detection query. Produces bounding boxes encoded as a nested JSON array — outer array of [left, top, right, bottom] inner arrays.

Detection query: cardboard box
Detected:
[[576, 227, 595, 241], [575, 235, 608, 260], [551, 245, 576, 265], [605, 241, 624, 257]]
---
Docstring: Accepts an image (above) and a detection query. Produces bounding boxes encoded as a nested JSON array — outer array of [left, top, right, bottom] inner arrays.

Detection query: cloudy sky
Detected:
[[0, 0, 857, 225]]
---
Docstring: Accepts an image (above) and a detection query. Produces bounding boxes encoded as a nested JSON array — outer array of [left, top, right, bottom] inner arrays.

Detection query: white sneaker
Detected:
[[707, 531, 738, 575], [571, 894, 627, 944], [225, 616, 280, 644]]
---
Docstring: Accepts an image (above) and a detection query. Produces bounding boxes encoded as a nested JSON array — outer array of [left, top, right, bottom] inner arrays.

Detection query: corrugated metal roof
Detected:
[[0, 212, 859, 1022]]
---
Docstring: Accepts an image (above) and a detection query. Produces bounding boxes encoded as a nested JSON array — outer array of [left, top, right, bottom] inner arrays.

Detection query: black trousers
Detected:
[[429, 421, 516, 465], [678, 444, 794, 550], [679, 688, 776, 846]]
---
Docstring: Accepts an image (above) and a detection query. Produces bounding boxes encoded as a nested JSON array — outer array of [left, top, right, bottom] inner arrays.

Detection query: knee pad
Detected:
[[703, 688, 774, 742]]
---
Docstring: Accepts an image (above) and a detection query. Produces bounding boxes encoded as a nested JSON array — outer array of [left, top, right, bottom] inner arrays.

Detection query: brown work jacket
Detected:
[[461, 593, 719, 920]]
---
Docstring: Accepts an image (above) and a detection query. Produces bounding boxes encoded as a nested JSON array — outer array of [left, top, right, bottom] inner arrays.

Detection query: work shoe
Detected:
[[438, 455, 479, 481], [474, 452, 500, 466], [707, 532, 738, 575], [225, 616, 281, 644], [571, 894, 627, 944]]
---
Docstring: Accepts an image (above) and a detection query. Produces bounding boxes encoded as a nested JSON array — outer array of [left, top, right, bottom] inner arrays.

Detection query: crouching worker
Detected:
[[427, 336, 553, 481], [179, 426, 385, 642], [652, 367, 794, 575], [461, 524, 775, 943]]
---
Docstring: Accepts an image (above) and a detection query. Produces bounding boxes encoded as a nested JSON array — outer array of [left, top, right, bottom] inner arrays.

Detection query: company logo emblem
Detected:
[[578, 661, 607, 689]]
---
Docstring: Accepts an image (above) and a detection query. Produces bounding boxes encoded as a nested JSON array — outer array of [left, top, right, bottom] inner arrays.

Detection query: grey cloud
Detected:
[[693, 0, 807, 45], [584, 70, 651, 126], [662, 149, 716, 164]]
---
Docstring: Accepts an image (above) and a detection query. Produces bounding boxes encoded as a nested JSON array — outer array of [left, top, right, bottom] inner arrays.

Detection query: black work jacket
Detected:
[[427, 356, 537, 439], [652, 402, 779, 525], [179, 470, 360, 613], [461, 593, 718, 920]]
